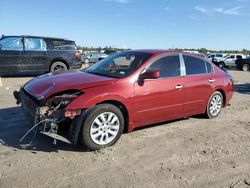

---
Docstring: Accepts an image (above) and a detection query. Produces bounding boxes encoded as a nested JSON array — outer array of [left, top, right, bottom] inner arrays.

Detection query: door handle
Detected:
[[176, 85, 184, 89], [208, 79, 215, 83]]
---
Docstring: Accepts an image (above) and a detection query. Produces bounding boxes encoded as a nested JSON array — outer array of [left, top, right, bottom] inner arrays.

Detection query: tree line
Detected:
[[77, 46, 250, 55]]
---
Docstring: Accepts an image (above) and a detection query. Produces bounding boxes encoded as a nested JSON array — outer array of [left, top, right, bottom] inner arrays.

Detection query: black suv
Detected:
[[0, 35, 82, 74], [236, 56, 250, 71]]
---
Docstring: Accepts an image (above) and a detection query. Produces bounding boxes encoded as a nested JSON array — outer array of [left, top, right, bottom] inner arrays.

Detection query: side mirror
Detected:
[[138, 70, 160, 85]]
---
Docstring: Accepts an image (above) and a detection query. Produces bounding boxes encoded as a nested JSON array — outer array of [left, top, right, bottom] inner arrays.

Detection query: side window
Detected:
[[49, 40, 77, 50], [0, 37, 23, 51], [236, 55, 242, 59], [24, 38, 47, 51], [217, 54, 223, 58], [206, 62, 213, 73], [183, 55, 207, 75], [147, 55, 180, 78], [230, 55, 235, 59]]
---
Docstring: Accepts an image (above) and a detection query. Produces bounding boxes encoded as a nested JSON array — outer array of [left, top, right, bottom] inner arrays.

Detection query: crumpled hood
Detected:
[[23, 70, 116, 99]]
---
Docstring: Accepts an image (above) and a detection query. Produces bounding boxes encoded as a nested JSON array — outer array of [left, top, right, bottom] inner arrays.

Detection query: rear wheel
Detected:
[[242, 64, 250, 71], [205, 91, 223, 119], [50, 61, 68, 72], [80, 104, 124, 150], [218, 62, 225, 69]]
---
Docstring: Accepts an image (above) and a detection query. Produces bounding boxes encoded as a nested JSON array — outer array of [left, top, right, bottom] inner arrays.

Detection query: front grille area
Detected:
[[20, 88, 39, 124]]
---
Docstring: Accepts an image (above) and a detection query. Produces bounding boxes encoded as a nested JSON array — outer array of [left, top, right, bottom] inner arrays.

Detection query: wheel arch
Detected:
[[97, 100, 129, 133], [216, 89, 226, 107], [49, 59, 69, 70]]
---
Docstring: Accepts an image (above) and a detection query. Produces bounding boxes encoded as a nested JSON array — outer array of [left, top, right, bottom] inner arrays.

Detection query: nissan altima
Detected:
[[14, 50, 234, 150]]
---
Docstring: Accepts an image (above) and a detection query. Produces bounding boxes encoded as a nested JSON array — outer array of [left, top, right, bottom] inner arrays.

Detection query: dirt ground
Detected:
[[0, 70, 250, 188]]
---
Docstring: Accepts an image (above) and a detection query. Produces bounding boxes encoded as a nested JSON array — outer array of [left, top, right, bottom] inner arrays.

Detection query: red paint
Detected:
[[24, 50, 234, 132]]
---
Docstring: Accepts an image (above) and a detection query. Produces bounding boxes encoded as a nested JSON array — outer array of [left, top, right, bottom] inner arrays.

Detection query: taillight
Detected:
[[75, 52, 81, 61]]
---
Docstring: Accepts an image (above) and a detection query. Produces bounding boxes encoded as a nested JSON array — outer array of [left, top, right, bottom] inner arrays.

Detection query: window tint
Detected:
[[211, 55, 215, 58], [24, 38, 47, 51], [206, 62, 213, 73], [236, 55, 242, 59], [230, 55, 235, 59], [183, 55, 207, 75], [49, 40, 77, 50], [217, 54, 223, 57], [147, 55, 180, 78], [0, 37, 23, 51]]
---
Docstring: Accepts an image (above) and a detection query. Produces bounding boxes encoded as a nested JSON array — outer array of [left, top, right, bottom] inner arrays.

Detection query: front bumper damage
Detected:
[[13, 88, 85, 145]]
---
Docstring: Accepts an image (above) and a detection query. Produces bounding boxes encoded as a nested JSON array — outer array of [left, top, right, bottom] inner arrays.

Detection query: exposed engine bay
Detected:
[[14, 89, 84, 145]]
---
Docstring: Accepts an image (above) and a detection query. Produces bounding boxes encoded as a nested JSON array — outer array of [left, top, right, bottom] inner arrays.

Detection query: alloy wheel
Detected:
[[242, 64, 249, 71], [90, 112, 120, 145], [209, 94, 222, 116]]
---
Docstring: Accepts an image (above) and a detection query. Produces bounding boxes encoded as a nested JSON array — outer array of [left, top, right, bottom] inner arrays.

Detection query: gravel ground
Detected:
[[0, 70, 250, 188]]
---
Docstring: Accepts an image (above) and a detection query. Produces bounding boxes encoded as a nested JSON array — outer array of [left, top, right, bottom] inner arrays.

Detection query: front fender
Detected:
[[65, 86, 134, 122]]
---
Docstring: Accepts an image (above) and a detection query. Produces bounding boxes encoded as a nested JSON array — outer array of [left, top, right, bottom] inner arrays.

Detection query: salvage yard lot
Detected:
[[0, 70, 250, 188]]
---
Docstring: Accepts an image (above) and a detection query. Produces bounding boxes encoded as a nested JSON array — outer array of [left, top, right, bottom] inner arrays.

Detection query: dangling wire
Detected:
[[19, 119, 52, 143]]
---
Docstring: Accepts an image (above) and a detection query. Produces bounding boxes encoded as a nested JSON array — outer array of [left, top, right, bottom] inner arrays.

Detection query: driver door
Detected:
[[133, 54, 185, 125], [226, 55, 235, 66]]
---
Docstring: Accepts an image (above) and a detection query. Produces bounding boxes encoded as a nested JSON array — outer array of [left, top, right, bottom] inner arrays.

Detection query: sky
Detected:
[[1, 0, 250, 50]]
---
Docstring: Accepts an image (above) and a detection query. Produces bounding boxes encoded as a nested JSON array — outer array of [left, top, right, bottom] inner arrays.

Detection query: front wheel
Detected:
[[205, 91, 223, 119], [242, 63, 250, 71], [80, 104, 124, 150]]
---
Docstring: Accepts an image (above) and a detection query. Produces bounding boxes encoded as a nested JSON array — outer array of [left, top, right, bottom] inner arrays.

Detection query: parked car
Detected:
[[14, 50, 234, 150], [206, 53, 225, 62], [0, 35, 82, 74], [214, 54, 246, 69], [83, 52, 108, 64], [236, 56, 250, 71]]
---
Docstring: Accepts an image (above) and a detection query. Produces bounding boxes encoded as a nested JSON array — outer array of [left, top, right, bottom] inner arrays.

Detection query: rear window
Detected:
[[184, 55, 213, 75], [48, 40, 77, 50]]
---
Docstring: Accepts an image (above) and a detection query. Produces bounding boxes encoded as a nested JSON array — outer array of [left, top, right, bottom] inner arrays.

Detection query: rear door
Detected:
[[181, 54, 215, 116], [21, 37, 49, 72], [0, 36, 24, 74]]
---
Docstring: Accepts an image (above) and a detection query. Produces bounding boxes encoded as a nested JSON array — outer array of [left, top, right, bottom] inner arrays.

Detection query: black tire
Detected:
[[80, 104, 124, 150], [205, 91, 223, 119], [218, 62, 225, 69], [84, 58, 90, 64], [242, 63, 250, 71], [50, 61, 68, 72]]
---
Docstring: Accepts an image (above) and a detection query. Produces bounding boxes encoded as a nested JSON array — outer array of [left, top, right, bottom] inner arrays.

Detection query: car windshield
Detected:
[[84, 52, 152, 78]]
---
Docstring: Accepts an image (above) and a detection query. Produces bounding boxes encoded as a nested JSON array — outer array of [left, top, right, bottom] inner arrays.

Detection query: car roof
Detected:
[[127, 49, 204, 57], [128, 49, 179, 55], [2, 35, 74, 42]]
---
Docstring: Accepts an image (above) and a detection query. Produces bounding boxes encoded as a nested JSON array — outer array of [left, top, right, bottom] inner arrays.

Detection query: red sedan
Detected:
[[14, 50, 234, 150]]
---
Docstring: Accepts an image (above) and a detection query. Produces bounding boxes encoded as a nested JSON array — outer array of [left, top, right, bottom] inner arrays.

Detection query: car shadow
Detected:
[[0, 106, 91, 153], [234, 82, 250, 95]]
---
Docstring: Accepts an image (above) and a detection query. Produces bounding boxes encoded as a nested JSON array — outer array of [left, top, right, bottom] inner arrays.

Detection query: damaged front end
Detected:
[[14, 88, 85, 145]]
